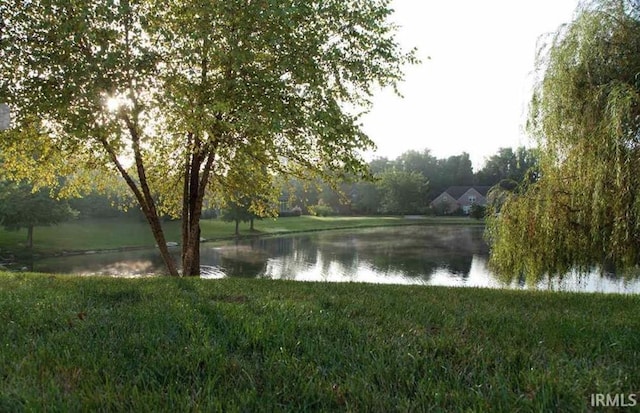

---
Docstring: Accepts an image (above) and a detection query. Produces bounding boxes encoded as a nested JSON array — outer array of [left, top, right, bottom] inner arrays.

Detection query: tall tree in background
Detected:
[[487, 0, 640, 282], [475, 147, 539, 186], [378, 170, 428, 215], [0, 0, 416, 275], [396, 149, 438, 178]]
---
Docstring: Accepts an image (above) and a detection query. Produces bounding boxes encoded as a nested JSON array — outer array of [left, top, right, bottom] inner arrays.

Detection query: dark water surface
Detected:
[[30, 226, 640, 294]]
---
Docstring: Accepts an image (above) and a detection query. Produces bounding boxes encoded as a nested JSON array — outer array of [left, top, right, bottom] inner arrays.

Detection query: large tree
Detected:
[[486, 0, 640, 283], [0, 0, 416, 275]]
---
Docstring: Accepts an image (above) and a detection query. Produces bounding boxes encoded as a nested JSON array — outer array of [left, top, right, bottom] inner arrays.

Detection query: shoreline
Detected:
[[1, 216, 484, 262]]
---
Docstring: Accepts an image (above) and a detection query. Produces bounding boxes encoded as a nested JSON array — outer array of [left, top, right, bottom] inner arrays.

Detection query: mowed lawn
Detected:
[[0, 274, 638, 412], [0, 215, 478, 254]]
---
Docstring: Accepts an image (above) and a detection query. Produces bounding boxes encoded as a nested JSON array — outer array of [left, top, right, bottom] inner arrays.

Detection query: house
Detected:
[[430, 186, 491, 215]]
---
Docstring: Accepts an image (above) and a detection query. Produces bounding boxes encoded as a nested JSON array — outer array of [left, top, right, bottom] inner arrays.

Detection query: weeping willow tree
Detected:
[[486, 0, 640, 284]]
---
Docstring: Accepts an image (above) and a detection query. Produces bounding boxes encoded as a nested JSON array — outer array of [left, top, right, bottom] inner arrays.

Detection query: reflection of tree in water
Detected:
[[254, 236, 322, 280], [367, 254, 472, 280], [212, 243, 268, 278], [219, 257, 266, 278], [33, 249, 172, 276], [315, 234, 360, 278], [315, 226, 484, 280], [494, 261, 640, 289], [257, 236, 319, 266]]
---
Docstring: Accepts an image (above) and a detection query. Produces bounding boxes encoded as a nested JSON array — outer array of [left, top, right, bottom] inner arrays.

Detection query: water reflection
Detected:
[[32, 249, 170, 277], [28, 226, 640, 294]]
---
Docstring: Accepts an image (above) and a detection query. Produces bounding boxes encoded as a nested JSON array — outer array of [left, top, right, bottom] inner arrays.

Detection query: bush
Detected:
[[469, 204, 487, 220], [278, 206, 302, 218], [201, 208, 218, 219], [307, 204, 335, 217]]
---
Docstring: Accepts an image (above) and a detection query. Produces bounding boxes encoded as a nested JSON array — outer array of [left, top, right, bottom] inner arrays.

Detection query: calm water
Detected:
[[28, 226, 640, 294]]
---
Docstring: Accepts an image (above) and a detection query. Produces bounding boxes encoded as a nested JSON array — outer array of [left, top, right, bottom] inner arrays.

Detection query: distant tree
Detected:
[[221, 200, 254, 236], [368, 157, 395, 175], [427, 153, 475, 197], [0, 182, 77, 248], [487, 0, 640, 281], [393, 149, 475, 199], [476, 147, 539, 186], [444, 153, 474, 187], [396, 149, 438, 178], [378, 170, 428, 215], [352, 181, 383, 215], [68, 193, 122, 219]]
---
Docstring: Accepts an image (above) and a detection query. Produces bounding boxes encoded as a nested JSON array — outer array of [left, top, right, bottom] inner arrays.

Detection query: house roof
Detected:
[[443, 186, 491, 199]]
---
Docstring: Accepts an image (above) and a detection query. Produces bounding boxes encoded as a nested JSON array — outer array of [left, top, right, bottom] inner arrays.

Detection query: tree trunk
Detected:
[[26, 225, 33, 249], [144, 212, 179, 276], [99, 118, 180, 276], [235, 219, 239, 236], [182, 146, 202, 276], [250, 217, 254, 231], [182, 220, 201, 277], [180, 144, 216, 276]]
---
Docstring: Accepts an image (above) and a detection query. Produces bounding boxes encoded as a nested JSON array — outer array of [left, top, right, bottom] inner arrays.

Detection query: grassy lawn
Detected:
[[0, 215, 480, 255], [0, 273, 637, 411]]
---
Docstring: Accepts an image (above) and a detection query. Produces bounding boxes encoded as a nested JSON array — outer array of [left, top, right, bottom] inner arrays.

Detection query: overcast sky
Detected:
[[360, 0, 580, 169]]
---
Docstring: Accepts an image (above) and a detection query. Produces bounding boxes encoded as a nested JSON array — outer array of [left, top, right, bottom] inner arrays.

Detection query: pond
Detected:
[[26, 225, 640, 294]]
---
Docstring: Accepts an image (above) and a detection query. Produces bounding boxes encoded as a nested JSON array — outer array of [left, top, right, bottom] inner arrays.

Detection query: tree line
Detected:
[[282, 146, 539, 216], [0, 145, 539, 247]]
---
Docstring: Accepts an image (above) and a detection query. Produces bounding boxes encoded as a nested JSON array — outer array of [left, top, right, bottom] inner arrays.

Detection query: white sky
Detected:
[[361, 0, 580, 169]]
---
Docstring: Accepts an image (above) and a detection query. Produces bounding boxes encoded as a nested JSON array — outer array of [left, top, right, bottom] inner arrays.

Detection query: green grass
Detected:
[[0, 273, 638, 411], [0, 215, 480, 255]]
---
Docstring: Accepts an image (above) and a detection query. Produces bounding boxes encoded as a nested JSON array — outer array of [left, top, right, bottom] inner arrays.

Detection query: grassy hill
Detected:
[[0, 273, 637, 412]]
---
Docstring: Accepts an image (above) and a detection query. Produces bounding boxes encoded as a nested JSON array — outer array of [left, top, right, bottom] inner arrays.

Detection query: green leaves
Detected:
[[0, 181, 78, 249], [489, 0, 640, 282], [1, 0, 415, 274]]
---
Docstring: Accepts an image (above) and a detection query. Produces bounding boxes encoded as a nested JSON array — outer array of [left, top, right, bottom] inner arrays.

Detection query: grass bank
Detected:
[[1, 273, 637, 411], [0, 215, 480, 256]]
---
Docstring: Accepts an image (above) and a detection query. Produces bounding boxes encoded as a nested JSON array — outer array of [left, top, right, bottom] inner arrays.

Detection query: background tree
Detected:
[[378, 170, 429, 215], [475, 147, 539, 186], [0, 182, 77, 249], [487, 0, 640, 283], [430, 153, 474, 197], [221, 200, 254, 236], [368, 157, 395, 175], [396, 149, 438, 178], [445, 153, 475, 187], [352, 181, 383, 215], [0, 0, 416, 275]]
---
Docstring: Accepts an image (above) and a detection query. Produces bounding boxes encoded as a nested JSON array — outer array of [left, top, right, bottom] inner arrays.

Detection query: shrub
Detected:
[[278, 206, 302, 217], [469, 204, 487, 220], [308, 204, 335, 217]]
